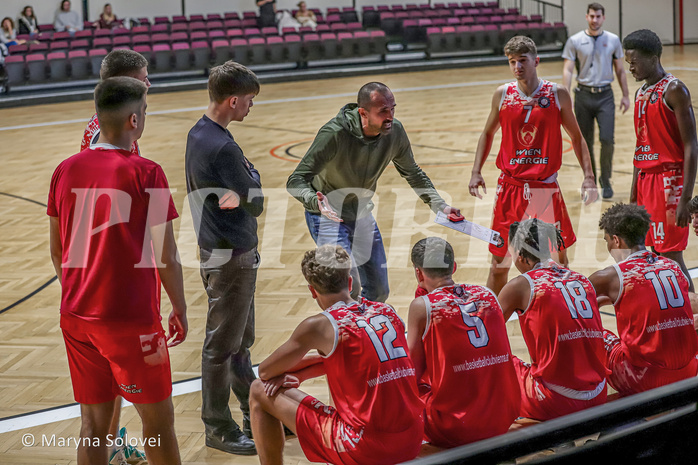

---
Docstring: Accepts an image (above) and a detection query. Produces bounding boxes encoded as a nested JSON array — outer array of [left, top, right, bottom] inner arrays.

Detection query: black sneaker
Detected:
[[602, 185, 613, 199], [205, 429, 256, 456]]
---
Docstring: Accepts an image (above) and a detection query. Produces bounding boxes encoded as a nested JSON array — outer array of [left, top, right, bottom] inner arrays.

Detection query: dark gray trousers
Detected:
[[199, 247, 259, 436], [574, 87, 615, 189]]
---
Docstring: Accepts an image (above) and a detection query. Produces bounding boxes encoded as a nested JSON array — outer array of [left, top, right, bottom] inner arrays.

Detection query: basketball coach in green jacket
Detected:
[[287, 82, 460, 302]]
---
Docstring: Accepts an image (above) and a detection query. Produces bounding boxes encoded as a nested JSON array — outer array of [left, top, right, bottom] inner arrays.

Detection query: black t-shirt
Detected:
[[185, 115, 264, 253]]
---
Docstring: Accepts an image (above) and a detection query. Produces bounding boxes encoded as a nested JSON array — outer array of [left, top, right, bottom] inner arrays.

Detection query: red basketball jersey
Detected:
[[634, 74, 683, 170], [518, 260, 607, 391], [497, 80, 563, 181], [82, 114, 140, 156], [613, 250, 698, 369], [322, 299, 423, 433], [421, 284, 520, 440]]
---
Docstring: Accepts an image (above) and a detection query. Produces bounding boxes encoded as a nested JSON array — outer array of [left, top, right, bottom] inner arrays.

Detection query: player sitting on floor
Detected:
[[249, 245, 424, 465], [498, 219, 608, 420], [588, 203, 698, 396], [407, 237, 520, 447]]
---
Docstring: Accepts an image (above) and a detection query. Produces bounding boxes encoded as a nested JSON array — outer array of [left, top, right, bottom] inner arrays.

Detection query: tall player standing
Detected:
[[82, 50, 151, 155], [469, 36, 597, 295], [624, 29, 697, 292], [79, 49, 152, 465]]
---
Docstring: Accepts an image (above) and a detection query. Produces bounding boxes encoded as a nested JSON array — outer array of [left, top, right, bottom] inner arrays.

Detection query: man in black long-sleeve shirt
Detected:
[[185, 61, 263, 456]]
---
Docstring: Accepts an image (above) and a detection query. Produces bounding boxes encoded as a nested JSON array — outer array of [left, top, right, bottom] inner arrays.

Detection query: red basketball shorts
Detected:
[[636, 168, 688, 253], [513, 356, 606, 421], [421, 392, 513, 448], [295, 396, 422, 465], [62, 324, 172, 404], [490, 173, 576, 257], [603, 329, 698, 397]]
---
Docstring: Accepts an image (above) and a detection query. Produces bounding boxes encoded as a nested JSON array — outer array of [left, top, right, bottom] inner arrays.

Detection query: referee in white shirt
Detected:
[[562, 2, 629, 199]]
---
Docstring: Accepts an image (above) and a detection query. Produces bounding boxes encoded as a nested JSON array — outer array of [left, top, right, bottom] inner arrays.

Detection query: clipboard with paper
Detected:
[[434, 211, 505, 249]]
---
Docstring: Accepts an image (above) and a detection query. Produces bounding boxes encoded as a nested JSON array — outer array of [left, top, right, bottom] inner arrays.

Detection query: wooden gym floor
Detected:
[[0, 45, 697, 464]]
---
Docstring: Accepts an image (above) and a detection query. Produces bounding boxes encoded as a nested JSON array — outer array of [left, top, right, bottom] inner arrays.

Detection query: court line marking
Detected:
[[0, 76, 564, 132], [0, 367, 257, 434], [3, 258, 697, 436], [1, 66, 697, 433], [1, 65, 695, 133]]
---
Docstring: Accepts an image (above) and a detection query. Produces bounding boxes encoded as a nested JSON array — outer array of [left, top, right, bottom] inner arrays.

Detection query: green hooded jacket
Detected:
[[286, 103, 446, 221]]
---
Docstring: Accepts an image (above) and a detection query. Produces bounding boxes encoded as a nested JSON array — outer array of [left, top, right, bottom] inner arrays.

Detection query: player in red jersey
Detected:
[[249, 245, 423, 465], [498, 219, 607, 420], [81, 49, 151, 155], [407, 237, 520, 447], [469, 36, 597, 295], [48, 77, 187, 464], [588, 203, 698, 396], [78, 48, 153, 465], [624, 29, 697, 292]]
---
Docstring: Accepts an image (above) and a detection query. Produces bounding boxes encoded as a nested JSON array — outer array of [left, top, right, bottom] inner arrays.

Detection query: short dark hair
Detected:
[[94, 76, 147, 131], [100, 49, 148, 80], [509, 219, 564, 263], [623, 29, 662, 58], [411, 237, 455, 278], [504, 35, 537, 57], [598, 203, 651, 247], [587, 3, 605, 15], [357, 82, 391, 109], [301, 245, 351, 294], [208, 61, 260, 103]]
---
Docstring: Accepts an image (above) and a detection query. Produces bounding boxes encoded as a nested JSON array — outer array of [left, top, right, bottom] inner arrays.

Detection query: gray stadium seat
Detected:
[[249, 37, 266, 64], [153, 44, 172, 72], [230, 38, 250, 64], [26, 53, 46, 82], [172, 43, 191, 70], [89, 48, 108, 77], [68, 50, 89, 79], [47, 51, 68, 80], [191, 41, 210, 69], [4, 56, 25, 86]]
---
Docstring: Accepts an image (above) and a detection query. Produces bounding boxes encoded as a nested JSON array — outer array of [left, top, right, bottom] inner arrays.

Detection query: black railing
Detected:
[[499, 0, 564, 24], [402, 376, 698, 464]]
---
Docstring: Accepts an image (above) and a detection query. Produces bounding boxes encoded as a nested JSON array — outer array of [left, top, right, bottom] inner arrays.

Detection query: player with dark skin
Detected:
[[625, 32, 697, 292]]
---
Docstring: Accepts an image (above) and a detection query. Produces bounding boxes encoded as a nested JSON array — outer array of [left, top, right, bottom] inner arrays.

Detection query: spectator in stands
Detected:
[[1, 18, 26, 47], [17, 6, 39, 37], [295, 2, 316, 28], [256, 0, 277, 27], [54, 0, 83, 34], [94, 3, 119, 29]]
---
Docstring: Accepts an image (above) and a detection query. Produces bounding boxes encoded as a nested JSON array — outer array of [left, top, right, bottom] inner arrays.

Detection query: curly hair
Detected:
[[509, 218, 564, 263], [411, 237, 454, 278], [504, 35, 537, 57], [623, 29, 662, 58], [301, 245, 352, 294], [598, 203, 651, 247]]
